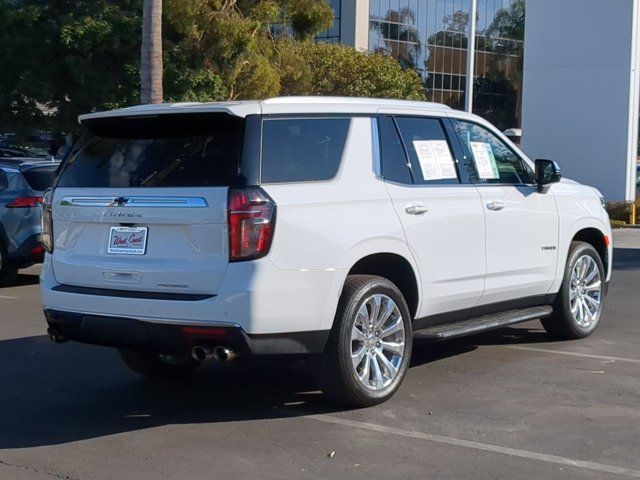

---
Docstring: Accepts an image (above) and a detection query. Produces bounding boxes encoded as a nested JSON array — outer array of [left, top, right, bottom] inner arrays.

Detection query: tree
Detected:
[[282, 42, 424, 100], [0, 0, 142, 137], [0, 0, 424, 138], [141, 0, 163, 103]]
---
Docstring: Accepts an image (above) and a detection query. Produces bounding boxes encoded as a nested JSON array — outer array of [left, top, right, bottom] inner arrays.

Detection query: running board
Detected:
[[414, 306, 553, 341]]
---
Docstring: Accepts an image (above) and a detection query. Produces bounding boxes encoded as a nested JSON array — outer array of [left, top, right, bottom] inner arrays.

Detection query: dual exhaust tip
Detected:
[[191, 345, 236, 363], [47, 326, 236, 364]]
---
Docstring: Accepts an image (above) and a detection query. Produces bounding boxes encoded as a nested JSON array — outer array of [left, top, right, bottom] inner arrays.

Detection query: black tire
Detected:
[[320, 275, 413, 407], [0, 241, 18, 287], [541, 241, 605, 339], [118, 349, 202, 380]]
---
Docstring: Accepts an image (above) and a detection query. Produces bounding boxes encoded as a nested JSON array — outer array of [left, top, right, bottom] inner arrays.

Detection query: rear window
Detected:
[[57, 114, 245, 188], [261, 118, 350, 183], [22, 166, 58, 191]]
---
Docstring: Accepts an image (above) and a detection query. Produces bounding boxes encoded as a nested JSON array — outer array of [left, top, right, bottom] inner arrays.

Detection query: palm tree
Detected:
[[141, 0, 163, 104]]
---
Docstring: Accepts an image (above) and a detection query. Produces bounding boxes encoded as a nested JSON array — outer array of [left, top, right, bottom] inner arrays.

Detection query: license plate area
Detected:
[[108, 226, 148, 255]]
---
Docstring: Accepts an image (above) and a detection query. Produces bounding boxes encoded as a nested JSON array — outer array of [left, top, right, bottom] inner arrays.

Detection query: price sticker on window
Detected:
[[470, 142, 499, 179], [413, 140, 457, 181]]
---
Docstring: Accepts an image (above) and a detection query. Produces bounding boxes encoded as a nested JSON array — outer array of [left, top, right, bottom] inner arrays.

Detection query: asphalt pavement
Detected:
[[1, 230, 639, 479]]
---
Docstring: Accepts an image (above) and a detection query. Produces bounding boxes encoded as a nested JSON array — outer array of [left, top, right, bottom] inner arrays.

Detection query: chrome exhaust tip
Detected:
[[212, 346, 236, 363], [191, 345, 215, 362]]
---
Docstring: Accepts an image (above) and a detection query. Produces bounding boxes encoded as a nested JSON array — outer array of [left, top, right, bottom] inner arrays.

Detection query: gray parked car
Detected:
[[0, 160, 59, 285]]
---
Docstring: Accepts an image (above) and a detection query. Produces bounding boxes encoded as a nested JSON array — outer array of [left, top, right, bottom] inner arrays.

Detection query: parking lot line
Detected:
[[0, 295, 17, 300], [307, 415, 640, 478], [505, 345, 640, 364]]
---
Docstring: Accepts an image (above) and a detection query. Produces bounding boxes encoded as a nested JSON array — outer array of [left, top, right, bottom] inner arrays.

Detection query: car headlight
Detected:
[[594, 189, 606, 209]]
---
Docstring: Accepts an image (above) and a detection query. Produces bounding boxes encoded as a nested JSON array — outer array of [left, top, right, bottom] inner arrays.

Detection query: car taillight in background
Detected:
[[41, 188, 54, 253], [6, 196, 42, 208], [228, 187, 275, 262]]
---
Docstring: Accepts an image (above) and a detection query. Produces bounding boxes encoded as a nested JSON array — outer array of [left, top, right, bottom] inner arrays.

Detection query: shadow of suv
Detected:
[[0, 159, 59, 285]]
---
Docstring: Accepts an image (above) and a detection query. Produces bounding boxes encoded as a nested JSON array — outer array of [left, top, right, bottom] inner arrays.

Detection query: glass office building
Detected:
[[327, 0, 525, 130], [315, 0, 343, 43]]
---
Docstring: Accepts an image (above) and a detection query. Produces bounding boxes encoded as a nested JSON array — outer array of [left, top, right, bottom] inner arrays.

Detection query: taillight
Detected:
[[41, 188, 54, 253], [228, 187, 275, 262], [6, 196, 42, 208]]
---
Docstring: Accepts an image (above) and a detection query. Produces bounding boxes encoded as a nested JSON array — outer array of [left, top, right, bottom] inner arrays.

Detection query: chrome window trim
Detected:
[[60, 196, 208, 208], [371, 117, 382, 178]]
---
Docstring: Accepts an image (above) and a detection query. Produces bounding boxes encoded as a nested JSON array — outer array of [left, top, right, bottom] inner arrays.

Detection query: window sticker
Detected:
[[470, 141, 499, 179], [412, 140, 457, 181]]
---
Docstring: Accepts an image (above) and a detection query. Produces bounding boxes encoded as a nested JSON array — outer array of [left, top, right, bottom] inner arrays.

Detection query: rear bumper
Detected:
[[44, 309, 329, 355], [41, 254, 346, 334]]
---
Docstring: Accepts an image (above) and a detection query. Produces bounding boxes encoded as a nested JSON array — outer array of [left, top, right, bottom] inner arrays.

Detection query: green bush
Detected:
[[606, 201, 640, 225]]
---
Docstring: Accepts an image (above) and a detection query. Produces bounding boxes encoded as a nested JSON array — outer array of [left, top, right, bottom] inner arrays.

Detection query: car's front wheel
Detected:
[[542, 241, 605, 339], [119, 349, 202, 380], [320, 275, 413, 407]]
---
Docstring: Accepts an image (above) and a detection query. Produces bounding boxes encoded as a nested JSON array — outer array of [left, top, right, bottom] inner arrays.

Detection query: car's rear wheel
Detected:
[[320, 275, 413, 407], [118, 349, 202, 380], [542, 241, 605, 339], [0, 241, 18, 287]]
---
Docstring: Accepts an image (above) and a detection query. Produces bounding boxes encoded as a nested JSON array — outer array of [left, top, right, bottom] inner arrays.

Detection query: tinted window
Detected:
[[378, 116, 412, 184], [453, 120, 534, 185], [57, 114, 245, 188], [394, 117, 460, 185], [22, 166, 58, 192], [261, 118, 350, 183]]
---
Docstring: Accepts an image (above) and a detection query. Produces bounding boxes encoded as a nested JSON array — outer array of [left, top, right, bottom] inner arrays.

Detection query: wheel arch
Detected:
[[346, 252, 420, 319], [572, 227, 609, 274]]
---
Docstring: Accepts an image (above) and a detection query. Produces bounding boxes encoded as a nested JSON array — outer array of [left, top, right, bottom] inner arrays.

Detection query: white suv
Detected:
[[40, 97, 612, 406]]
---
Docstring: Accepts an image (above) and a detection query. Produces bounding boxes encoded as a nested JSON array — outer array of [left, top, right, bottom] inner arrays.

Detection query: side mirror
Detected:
[[535, 159, 561, 192]]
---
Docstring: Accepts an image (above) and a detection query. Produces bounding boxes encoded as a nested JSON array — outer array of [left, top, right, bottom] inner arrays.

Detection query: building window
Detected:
[[369, 0, 525, 130], [315, 0, 342, 43], [269, 0, 341, 44]]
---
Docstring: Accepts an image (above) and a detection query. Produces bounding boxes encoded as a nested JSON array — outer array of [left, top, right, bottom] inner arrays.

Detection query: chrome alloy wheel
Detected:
[[570, 254, 602, 328], [350, 294, 405, 391]]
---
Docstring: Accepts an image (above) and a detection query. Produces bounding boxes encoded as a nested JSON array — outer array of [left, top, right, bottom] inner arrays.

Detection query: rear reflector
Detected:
[[182, 327, 227, 337], [604, 235, 611, 247], [228, 187, 275, 262], [6, 196, 42, 208]]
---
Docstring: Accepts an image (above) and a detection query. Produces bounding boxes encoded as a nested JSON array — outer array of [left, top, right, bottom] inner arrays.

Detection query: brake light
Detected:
[[228, 187, 275, 262], [6, 196, 42, 208], [41, 189, 54, 253]]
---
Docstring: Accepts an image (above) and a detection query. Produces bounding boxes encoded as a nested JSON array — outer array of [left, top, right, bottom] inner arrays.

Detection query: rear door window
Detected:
[[378, 115, 413, 184], [57, 114, 245, 188], [261, 118, 350, 183], [394, 117, 461, 185], [22, 166, 58, 191]]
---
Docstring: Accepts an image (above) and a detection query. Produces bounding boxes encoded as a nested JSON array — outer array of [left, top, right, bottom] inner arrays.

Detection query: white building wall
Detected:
[[521, 0, 640, 201], [340, 0, 370, 50]]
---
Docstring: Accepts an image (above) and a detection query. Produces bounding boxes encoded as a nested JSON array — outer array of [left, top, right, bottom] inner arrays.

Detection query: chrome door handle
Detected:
[[405, 203, 429, 215], [486, 201, 506, 211]]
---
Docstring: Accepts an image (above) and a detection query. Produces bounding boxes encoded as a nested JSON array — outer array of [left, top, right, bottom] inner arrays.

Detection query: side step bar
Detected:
[[414, 306, 553, 341]]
